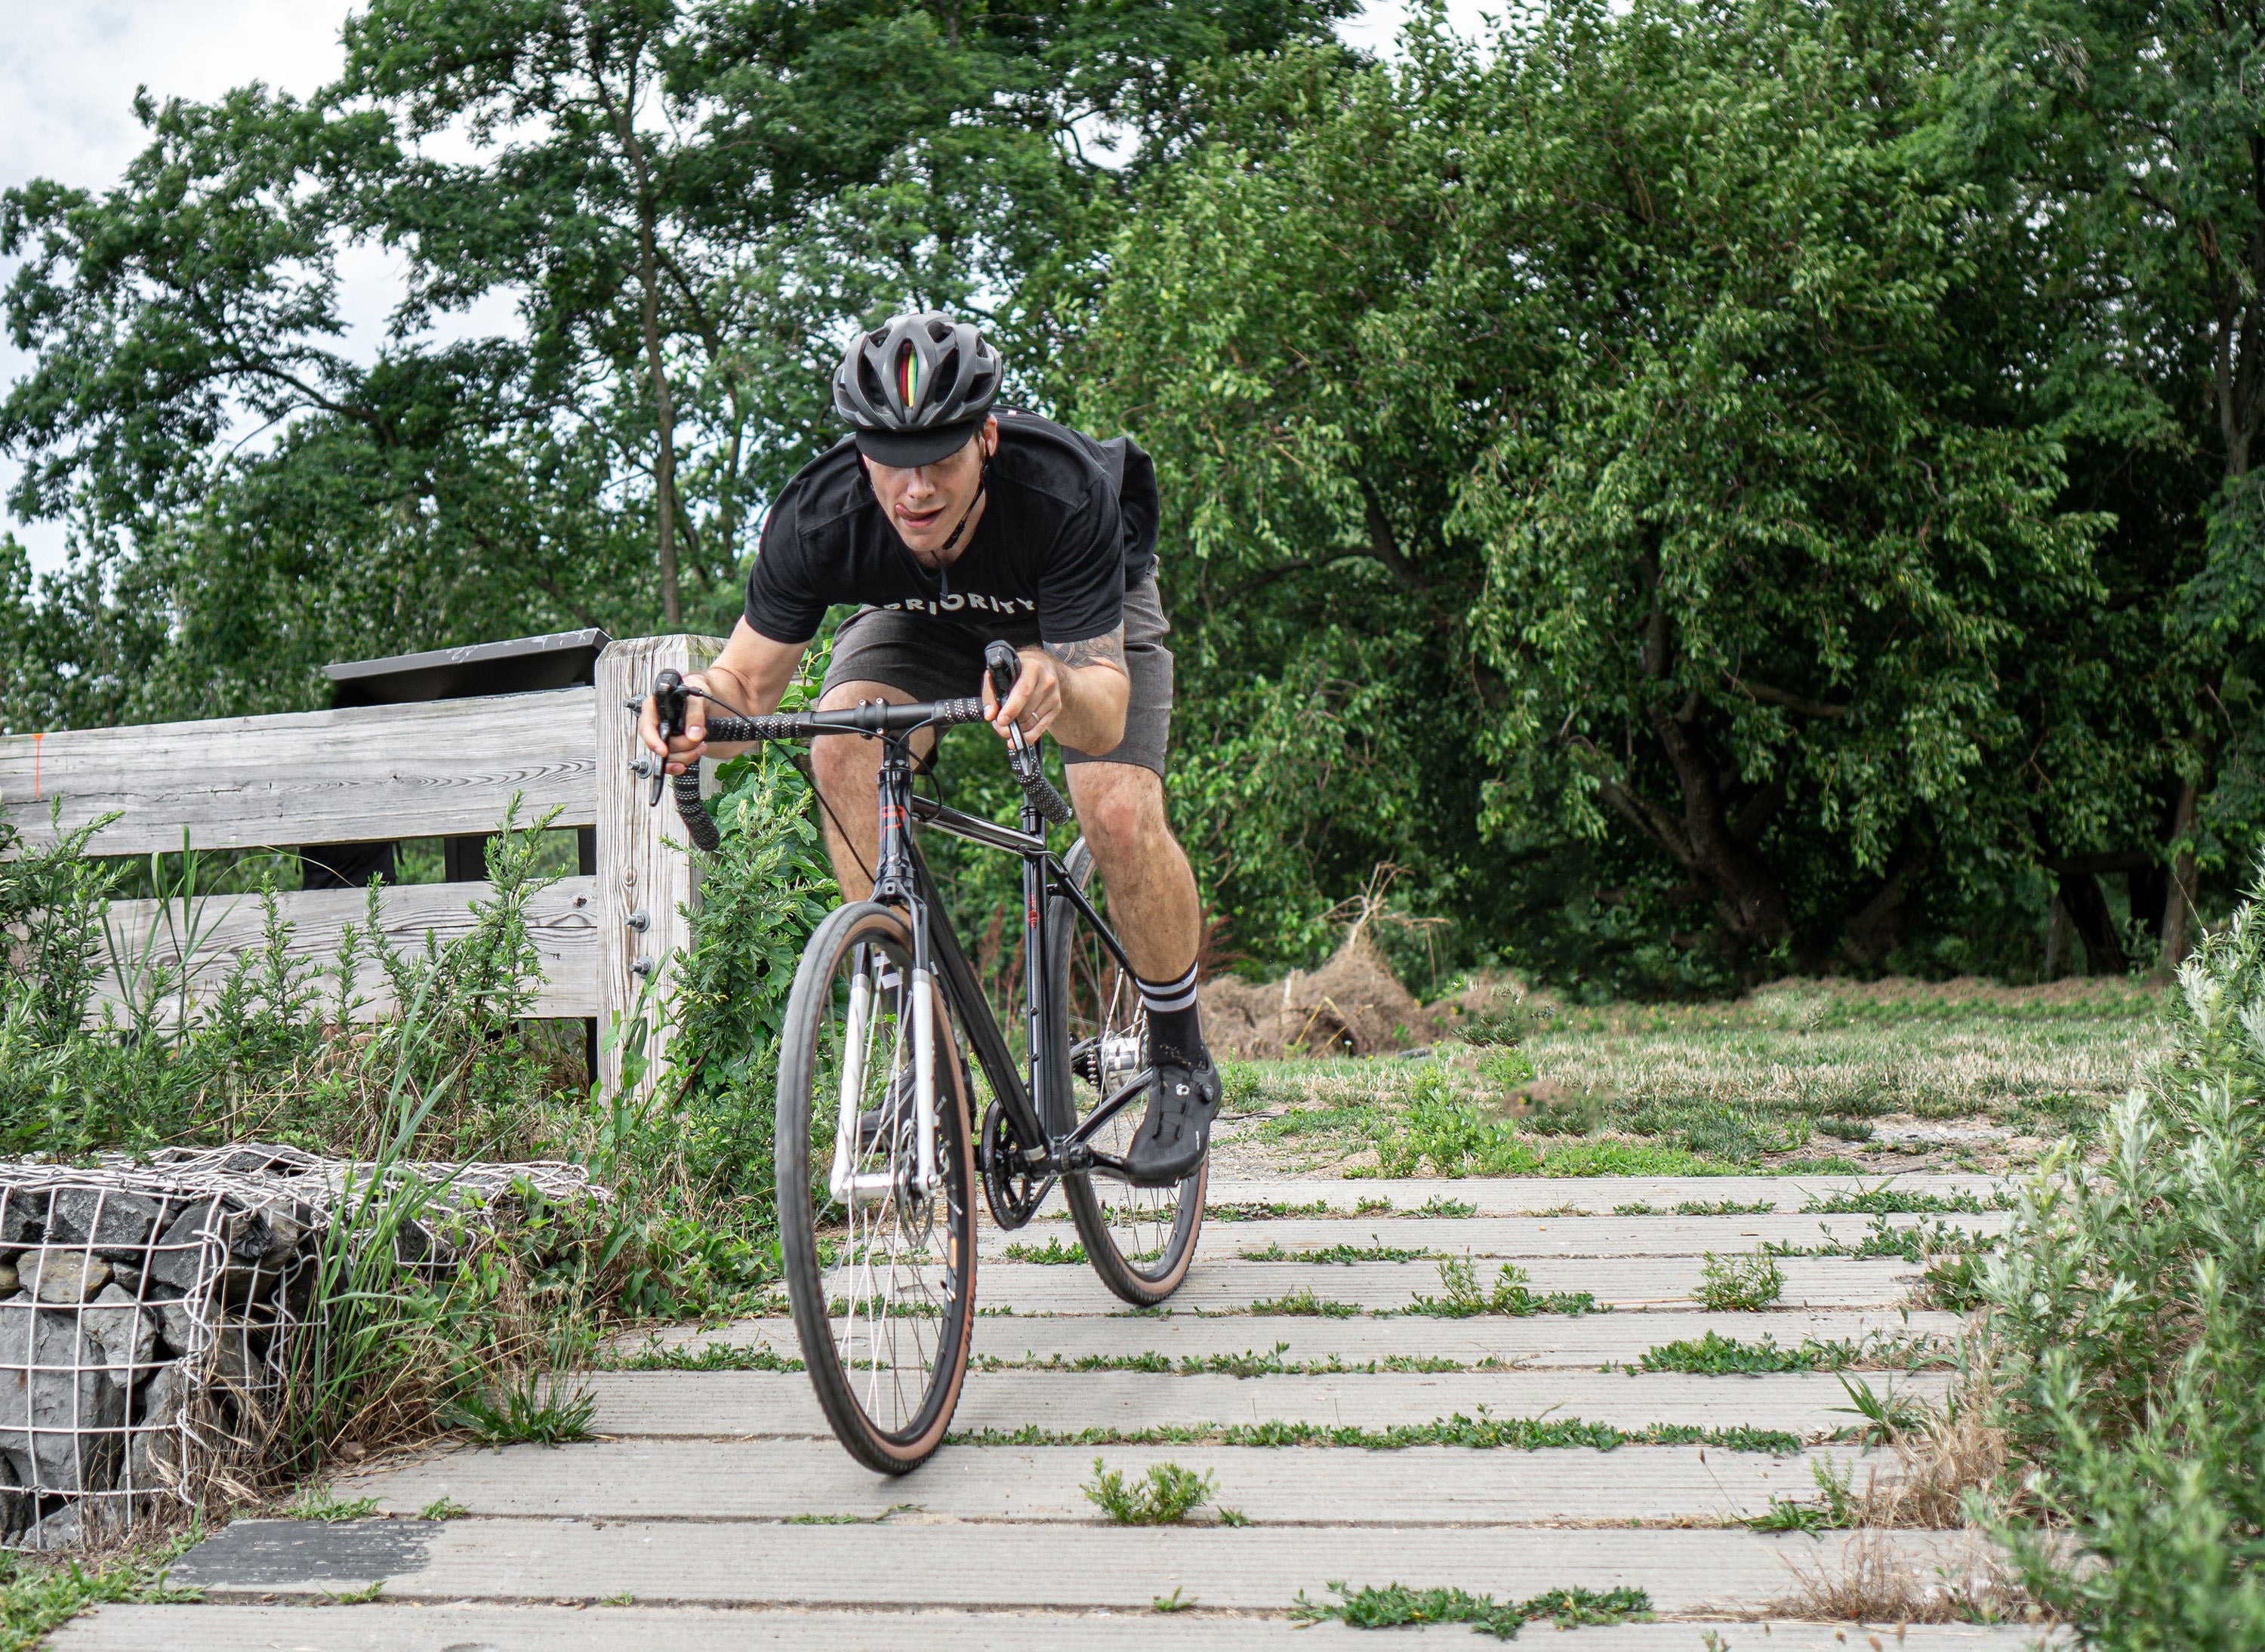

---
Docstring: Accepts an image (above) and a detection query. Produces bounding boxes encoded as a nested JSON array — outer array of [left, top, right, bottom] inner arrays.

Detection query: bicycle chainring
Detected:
[[981, 1099, 1052, 1229]]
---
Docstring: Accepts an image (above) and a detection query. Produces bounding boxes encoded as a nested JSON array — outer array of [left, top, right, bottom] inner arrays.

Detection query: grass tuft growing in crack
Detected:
[[1799, 1186, 2003, 1216], [599, 1341, 804, 1373], [1614, 1198, 1776, 1216], [1239, 1239, 1436, 1264], [1407, 1255, 1604, 1318], [1693, 1248, 1785, 1311], [1608, 1328, 1949, 1375], [1002, 1237, 1088, 1265], [288, 1491, 381, 1523], [1248, 1288, 1364, 1318], [1294, 1581, 1653, 1638], [1084, 1459, 1216, 1524], [951, 1415, 1805, 1453]]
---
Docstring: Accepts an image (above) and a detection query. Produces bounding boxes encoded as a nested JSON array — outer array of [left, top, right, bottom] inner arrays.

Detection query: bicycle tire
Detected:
[[776, 901, 977, 1474], [1049, 840, 1206, 1305]]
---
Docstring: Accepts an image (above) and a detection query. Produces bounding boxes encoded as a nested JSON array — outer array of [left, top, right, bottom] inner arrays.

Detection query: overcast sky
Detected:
[[0, 0, 1498, 575]]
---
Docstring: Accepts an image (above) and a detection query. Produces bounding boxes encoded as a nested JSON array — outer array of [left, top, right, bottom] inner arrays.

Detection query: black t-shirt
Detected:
[[744, 409, 1159, 646]]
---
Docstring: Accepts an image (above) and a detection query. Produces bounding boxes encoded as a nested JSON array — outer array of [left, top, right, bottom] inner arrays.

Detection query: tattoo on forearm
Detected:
[[1044, 626, 1128, 676]]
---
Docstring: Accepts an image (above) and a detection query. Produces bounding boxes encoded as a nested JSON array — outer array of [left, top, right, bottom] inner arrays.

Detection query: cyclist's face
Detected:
[[864, 417, 998, 567]]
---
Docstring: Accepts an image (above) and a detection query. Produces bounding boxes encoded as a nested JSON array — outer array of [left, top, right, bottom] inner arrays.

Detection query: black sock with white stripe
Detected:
[[1138, 963, 1203, 1069]]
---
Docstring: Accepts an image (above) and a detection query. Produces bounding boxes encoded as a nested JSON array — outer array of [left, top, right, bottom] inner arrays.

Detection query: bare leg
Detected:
[[809, 680, 930, 902], [1064, 763, 1200, 982]]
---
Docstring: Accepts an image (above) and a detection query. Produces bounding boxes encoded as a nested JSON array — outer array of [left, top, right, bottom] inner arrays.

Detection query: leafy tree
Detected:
[[1080, 2, 2166, 981], [1950, 0, 2265, 966], [0, 0, 1349, 720]]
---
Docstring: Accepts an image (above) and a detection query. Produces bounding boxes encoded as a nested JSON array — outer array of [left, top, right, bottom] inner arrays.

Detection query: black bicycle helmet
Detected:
[[833, 310, 1003, 467]]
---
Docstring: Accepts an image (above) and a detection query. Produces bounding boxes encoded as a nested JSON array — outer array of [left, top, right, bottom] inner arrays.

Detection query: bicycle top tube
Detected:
[[700, 696, 989, 743]]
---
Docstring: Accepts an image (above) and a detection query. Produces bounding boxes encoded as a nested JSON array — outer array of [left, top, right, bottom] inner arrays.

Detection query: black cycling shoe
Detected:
[[1123, 1049, 1221, 1188]]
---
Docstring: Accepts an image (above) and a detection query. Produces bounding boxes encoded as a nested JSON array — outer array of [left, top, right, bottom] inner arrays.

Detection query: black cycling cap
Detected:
[[833, 310, 1003, 467]]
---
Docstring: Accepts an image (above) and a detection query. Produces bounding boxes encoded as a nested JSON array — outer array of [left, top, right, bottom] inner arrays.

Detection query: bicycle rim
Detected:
[[1050, 841, 1206, 1305], [777, 902, 975, 1473]]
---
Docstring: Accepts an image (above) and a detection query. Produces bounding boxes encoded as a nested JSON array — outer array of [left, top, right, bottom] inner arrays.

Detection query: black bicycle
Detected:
[[643, 641, 1205, 1473]]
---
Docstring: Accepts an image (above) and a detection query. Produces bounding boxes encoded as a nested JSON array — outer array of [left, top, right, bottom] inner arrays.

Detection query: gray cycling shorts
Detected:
[[821, 577, 1174, 775]]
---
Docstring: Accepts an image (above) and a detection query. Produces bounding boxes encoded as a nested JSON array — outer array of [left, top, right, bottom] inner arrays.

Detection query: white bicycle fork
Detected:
[[828, 951, 940, 1207]]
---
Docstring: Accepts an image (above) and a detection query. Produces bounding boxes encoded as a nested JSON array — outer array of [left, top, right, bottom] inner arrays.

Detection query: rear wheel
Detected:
[[776, 902, 976, 1474], [1049, 840, 1206, 1305]]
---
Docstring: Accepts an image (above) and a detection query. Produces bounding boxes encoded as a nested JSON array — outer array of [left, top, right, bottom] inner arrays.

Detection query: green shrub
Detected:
[[1981, 862, 2265, 1643]]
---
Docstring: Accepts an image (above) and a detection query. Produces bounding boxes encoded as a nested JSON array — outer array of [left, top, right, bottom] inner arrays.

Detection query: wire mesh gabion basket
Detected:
[[0, 1143, 599, 1551]]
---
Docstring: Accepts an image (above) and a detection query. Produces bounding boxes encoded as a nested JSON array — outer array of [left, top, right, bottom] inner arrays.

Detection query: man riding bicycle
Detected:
[[640, 310, 1219, 1185]]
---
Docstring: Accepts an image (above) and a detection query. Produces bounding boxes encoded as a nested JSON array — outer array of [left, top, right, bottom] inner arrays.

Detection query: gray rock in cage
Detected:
[[0, 1144, 599, 1551]]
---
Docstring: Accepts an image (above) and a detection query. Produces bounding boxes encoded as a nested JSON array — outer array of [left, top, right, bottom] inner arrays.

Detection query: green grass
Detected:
[[418, 1497, 471, 1520], [1248, 1288, 1364, 1318], [0, 1536, 202, 1647], [1238, 1240, 1437, 1263], [1693, 1249, 1786, 1311], [1614, 1198, 1777, 1216], [290, 1491, 381, 1522], [950, 1414, 1807, 1453], [979, 1345, 1471, 1376], [1222, 977, 2160, 1177], [1084, 1458, 1216, 1524], [1294, 1581, 1654, 1636], [1799, 1184, 2006, 1214], [601, 1341, 804, 1372], [1764, 1213, 1998, 1262], [1405, 1256, 1605, 1318], [1003, 1237, 1088, 1264], [1613, 1332, 1894, 1368], [449, 1374, 596, 1445]]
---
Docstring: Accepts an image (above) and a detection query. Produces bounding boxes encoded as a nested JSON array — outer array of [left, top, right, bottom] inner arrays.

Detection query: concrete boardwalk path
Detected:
[[60, 1172, 2047, 1652]]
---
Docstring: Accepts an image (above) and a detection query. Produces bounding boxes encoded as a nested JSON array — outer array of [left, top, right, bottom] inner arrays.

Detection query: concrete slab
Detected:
[[613, 1307, 1962, 1371], [957, 1256, 1920, 1314], [50, 1603, 2065, 1652], [575, 1368, 1946, 1438], [1201, 1175, 2011, 1216], [347, 1438, 1878, 1524], [985, 1213, 2002, 1259], [161, 1518, 1992, 1617]]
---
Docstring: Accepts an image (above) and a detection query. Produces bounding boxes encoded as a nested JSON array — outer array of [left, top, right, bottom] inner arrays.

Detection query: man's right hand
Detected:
[[639, 675, 712, 776]]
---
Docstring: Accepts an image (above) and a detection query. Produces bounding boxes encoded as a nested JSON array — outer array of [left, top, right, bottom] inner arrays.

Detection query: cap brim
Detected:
[[853, 418, 982, 468]]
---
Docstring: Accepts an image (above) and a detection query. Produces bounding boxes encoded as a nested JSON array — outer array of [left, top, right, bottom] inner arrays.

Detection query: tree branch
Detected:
[[1725, 675, 1849, 719]]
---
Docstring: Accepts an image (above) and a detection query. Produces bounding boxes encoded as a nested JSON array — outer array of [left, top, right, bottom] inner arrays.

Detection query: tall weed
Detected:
[[1980, 860, 2265, 1644]]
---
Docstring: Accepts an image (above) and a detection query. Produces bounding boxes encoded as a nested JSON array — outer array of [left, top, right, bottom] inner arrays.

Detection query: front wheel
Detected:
[[1049, 840, 1206, 1305], [776, 902, 976, 1474]]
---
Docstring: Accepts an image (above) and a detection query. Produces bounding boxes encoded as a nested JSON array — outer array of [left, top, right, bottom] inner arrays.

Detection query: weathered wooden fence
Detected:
[[0, 633, 723, 1095]]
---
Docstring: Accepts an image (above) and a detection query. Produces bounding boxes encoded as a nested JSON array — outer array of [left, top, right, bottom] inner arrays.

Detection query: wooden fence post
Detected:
[[595, 634, 723, 1101]]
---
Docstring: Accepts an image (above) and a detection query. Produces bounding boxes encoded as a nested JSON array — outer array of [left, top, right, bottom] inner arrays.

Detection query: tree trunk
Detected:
[[1840, 865, 1913, 966], [2057, 871, 2128, 976], [636, 193, 680, 627], [593, 43, 682, 627], [2044, 894, 2073, 981], [2156, 778, 2200, 978], [1645, 701, 1793, 950]]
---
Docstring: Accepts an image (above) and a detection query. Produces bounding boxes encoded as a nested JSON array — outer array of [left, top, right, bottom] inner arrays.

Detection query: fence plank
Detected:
[[0, 689, 598, 856], [91, 877, 601, 1022], [595, 636, 723, 1098]]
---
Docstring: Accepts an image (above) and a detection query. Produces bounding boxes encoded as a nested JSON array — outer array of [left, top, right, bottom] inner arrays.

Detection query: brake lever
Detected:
[[982, 640, 1043, 783], [649, 668, 686, 806]]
